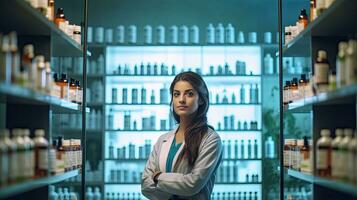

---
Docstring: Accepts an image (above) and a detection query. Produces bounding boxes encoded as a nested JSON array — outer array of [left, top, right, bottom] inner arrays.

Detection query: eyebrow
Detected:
[[173, 89, 194, 93]]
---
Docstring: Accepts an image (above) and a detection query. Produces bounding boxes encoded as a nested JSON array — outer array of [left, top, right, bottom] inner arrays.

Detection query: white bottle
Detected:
[[105, 28, 113, 44], [169, 25, 178, 44], [339, 129, 353, 180], [115, 25, 125, 44], [314, 50, 330, 87], [143, 25, 152, 44], [225, 23, 235, 44], [348, 130, 357, 184], [87, 26, 93, 43], [94, 27, 104, 43], [22, 129, 35, 179], [206, 23, 215, 44], [237, 31, 245, 44], [336, 42, 348, 88], [264, 54, 274, 74], [63, 188, 69, 200], [179, 25, 189, 44], [13, 129, 27, 181], [331, 129, 343, 179], [215, 23, 224, 44], [156, 25, 165, 44], [49, 185, 58, 200], [86, 187, 94, 200], [345, 39, 357, 85], [316, 129, 332, 177], [128, 25, 137, 44], [93, 187, 101, 200], [265, 136, 275, 158], [190, 25, 199, 44], [57, 188, 64, 200]]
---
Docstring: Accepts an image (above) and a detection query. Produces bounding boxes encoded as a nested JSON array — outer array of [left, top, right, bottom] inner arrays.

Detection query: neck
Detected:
[[177, 116, 192, 136]]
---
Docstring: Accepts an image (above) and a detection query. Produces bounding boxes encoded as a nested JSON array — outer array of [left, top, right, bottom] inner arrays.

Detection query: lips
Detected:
[[177, 106, 188, 109]]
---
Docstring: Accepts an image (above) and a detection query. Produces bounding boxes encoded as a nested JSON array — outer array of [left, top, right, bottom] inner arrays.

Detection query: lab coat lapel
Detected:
[[159, 132, 175, 172]]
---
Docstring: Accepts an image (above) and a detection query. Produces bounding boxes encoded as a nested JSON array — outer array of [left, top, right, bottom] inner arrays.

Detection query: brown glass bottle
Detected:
[[75, 80, 82, 104], [59, 74, 69, 100], [298, 9, 309, 28], [54, 8, 66, 27], [56, 137, 65, 173]]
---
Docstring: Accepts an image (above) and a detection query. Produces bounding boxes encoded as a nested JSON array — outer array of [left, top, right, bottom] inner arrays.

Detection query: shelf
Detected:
[[89, 43, 277, 48], [59, 181, 103, 186], [105, 182, 261, 185], [284, 84, 357, 112], [71, 74, 104, 79], [0, 0, 90, 57], [287, 169, 357, 196], [0, 169, 80, 199], [106, 75, 261, 84], [106, 103, 261, 106], [62, 128, 103, 133], [105, 129, 262, 133], [281, 0, 357, 57], [87, 102, 104, 107], [0, 83, 89, 113], [105, 158, 261, 162]]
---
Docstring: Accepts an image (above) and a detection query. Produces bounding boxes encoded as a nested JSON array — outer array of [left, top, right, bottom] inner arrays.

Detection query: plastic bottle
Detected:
[[336, 42, 348, 88], [265, 136, 275, 158], [128, 25, 137, 44], [169, 25, 178, 44], [93, 187, 101, 200], [240, 84, 245, 103], [86, 187, 94, 200], [115, 25, 125, 44], [13, 129, 27, 181], [206, 24, 215, 44], [143, 25, 152, 44], [314, 50, 329, 92], [215, 23, 224, 44], [190, 25, 199, 44], [316, 129, 332, 177], [49, 185, 58, 200], [339, 129, 353, 181], [331, 129, 343, 179], [179, 25, 189, 44], [225, 23, 235, 44], [264, 54, 274, 74], [22, 129, 35, 179], [156, 25, 165, 44]]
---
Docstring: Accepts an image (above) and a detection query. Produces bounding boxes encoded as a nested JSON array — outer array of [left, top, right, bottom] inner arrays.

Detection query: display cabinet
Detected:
[[0, 0, 89, 199], [280, 0, 357, 199]]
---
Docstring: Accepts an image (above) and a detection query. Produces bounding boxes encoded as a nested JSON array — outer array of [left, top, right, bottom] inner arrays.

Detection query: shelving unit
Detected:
[[280, 0, 357, 199], [0, 170, 81, 199], [0, 0, 89, 199]]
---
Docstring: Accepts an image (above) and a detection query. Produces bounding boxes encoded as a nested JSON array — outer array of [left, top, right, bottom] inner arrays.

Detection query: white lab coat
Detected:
[[141, 127, 222, 200]]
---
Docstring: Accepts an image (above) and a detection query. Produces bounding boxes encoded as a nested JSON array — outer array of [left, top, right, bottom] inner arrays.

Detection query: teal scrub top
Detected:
[[166, 137, 183, 173]]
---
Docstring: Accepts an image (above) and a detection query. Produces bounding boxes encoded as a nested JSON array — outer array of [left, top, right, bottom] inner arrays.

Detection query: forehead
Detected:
[[173, 81, 195, 91]]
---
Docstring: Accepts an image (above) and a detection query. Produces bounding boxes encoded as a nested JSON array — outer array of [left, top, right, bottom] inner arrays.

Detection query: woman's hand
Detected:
[[152, 171, 162, 184]]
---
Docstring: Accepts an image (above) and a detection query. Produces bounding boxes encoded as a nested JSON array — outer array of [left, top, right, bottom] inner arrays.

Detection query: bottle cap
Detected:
[[12, 128, 22, 137], [23, 44, 34, 58], [318, 50, 327, 59], [321, 129, 330, 137], [22, 129, 30, 136], [344, 128, 353, 137], [35, 129, 45, 137], [335, 129, 344, 137]]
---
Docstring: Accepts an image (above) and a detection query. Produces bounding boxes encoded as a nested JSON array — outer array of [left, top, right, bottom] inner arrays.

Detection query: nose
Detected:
[[179, 94, 186, 104]]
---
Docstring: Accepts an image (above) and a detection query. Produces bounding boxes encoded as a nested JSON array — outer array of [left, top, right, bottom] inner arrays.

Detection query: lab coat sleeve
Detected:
[[141, 136, 172, 200], [156, 132, 222, 196]]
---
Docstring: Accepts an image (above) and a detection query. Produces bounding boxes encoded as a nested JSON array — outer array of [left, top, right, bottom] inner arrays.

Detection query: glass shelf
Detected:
[[106, 75, 261, 84], [287, 169, 357, 197], [284, 84, 357, 112], [90, 43, 277, 48], [105, 158, 261, 162], [281, 0, 357, 57], [0, 83, 89, 114], [0, 170, 80, 199], [106, 103, 261, 106], [104, 182, 262, 185], [71, 74, 104, 79], [0, 0, 90, 57]]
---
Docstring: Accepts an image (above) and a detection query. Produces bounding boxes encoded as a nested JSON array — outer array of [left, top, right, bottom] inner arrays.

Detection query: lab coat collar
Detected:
[[158, 126, 185, 172]]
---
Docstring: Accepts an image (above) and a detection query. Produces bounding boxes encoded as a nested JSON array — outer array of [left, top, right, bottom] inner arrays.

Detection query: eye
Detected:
[[173, 92, 179, 97], [187, 91, 194, 97]]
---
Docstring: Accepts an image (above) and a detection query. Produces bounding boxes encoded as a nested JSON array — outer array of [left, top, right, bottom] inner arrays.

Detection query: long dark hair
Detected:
[[170, 71, 212, 167]]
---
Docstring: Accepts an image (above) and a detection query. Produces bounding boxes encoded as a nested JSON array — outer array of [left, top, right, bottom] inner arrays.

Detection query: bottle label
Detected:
[[316, 148, 329, 169], [339, 149, 348, 178], [9, 153, 17, 181], [52, 84, 62, 99], [39, 149, 49, 170], [315, 63, 329, 84], [61, 85, 69, 100], [27, 151, 35, 178], [17, 151, 27, 179], [331, 150, 341, 177]]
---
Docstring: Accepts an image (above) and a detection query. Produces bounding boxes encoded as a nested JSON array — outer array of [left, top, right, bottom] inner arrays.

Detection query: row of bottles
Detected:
[[284, 186, 311, 200], [53, 55, 105, 75], [0, 129, 82, 187], [106, 111, 175, 131], [84, 187, 102, 200], [25, 1, 82, 44], [60, 110, 102, 130], [217, 118, 259, 131], [284, 40, 357, 104], [216, 161, 260, 183], [222, 139, 260, 159], [284, 9, 308, 45], [109, 85, 259, 105], [49, 186, 80, 200], [283, 137, 312, 173], [108, 169, 142, 183], [89, 24, 276, 45], [0, 33, 83, 104], [111, 61, 253, 76], [108, 140, 152, 159], [211, 191, 259, 200], [65, 161, 103, 182], [316, 128, 357, 184], [104, 192, 142, 200]]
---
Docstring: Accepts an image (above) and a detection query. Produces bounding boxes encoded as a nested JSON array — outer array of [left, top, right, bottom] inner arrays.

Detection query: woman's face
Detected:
[[173, 80, 200, 119]]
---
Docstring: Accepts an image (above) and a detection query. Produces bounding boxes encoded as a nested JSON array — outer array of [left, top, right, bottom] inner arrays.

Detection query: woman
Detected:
[[141, 71, 222, 200]]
